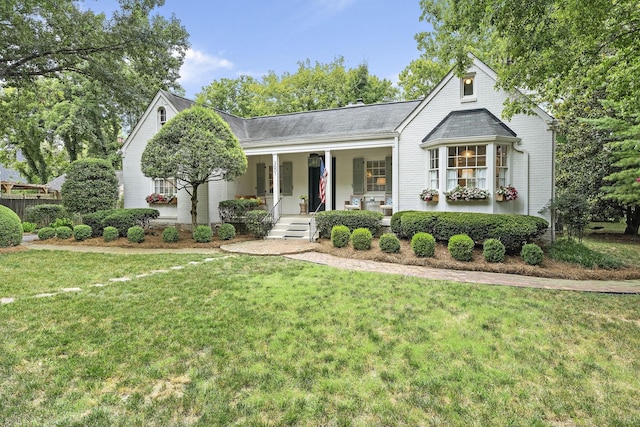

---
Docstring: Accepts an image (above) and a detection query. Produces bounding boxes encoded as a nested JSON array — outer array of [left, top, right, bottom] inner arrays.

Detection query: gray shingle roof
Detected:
[[423, 108, 517, 142], [160, 90, 195, 112]]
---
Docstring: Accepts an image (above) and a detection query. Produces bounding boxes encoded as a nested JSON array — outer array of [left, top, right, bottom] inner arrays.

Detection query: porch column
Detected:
[[392, 136, 399, 212], [272, 153, 280, 217], [324, 150, 332, 211]]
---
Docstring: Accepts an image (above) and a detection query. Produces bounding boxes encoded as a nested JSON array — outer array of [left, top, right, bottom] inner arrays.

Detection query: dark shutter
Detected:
[[281, 161, 293, 196], [256, 163, 266, 196], [353, 157, 364, 195], [385, 156, 392, 193]]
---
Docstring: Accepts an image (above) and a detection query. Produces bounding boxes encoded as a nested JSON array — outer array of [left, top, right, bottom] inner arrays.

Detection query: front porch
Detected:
[[265, 213, 392, 241]]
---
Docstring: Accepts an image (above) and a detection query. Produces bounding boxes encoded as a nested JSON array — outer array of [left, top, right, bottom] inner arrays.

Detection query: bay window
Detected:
[[446, 145, 487, 190]]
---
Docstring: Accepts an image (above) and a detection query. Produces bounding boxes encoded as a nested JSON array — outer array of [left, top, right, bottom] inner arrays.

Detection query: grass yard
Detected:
[[1, 251, 639, 426]]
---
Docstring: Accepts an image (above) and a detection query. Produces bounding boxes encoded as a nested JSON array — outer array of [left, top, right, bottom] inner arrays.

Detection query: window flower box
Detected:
[[419, 189, 439, 202], [145, 193, 176, 204], [445, 186, 489, 201], [495, 185, 518, 201]]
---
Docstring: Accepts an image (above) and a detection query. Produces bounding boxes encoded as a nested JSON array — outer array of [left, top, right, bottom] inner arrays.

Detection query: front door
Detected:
[[308, 157, 336, 212]]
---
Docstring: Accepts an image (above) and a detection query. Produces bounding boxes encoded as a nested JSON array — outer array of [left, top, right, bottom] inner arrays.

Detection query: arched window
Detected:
[[158, 107, 167, 127]]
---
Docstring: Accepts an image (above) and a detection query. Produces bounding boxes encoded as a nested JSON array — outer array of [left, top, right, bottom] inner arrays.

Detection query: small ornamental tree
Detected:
[[61, 158, 118, 214], [141, 106, 248, 230]]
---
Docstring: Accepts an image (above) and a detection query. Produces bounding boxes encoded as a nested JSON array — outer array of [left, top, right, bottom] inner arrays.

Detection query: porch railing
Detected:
[[261, 197, 283, 237], [308, 202, 324, 242]]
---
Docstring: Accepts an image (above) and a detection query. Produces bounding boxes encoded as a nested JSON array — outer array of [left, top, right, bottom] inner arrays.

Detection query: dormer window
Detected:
[[461, 74, 476, 101], [158, 107, 167, 127]]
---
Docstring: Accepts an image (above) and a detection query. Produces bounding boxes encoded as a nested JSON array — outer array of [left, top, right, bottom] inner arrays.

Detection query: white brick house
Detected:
[[121, 55, 555, 235]]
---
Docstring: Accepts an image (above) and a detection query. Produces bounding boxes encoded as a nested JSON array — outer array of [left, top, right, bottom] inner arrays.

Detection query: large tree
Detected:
[[141, 106, 247, 230], [196, 57, 399, 117]]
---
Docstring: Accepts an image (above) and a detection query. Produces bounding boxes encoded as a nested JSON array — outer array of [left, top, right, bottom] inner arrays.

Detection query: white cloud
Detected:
[[312, 0, 357, 13], [178, 48, 233, 88]]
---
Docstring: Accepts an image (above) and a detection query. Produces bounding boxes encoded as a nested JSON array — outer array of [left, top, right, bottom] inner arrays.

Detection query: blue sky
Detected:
[[90, 0, 429, 98]]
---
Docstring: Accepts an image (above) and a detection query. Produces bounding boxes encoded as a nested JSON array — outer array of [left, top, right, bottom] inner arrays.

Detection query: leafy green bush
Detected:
[[547, 238, 623, 269], [162, 226, 180, 243], [37, 227, 56, 241], [331, 225, 351, 248], [193, 225, 213, 243], [379, 233, 401, 253], [103, 226, 119, 242], [411, 232, 436, 257], [102, 208, 160, 237], [316, 210, 383, 238], [218, 223, 236, 241], [55, 226, 73, 239], [521, 243, 544, 266], [82, 209, 118, 237], [24, 204, 68, 228], [22, 222, 37, 233], [73, 224, 92, 241], [394, 211, 548, 252], [544, 192, 590, 241], [218, 199, 260, 223], [50, 217, 74, 229], [350, 227, 372, 250], [483, 238, 506, 263], [0, 205, 23, 247], [61, 158, 118, 214], [127, 226, 145, 243], [246, 210, 271, 238], [390, 210, 418, 238], [448, 234, 475, 261]]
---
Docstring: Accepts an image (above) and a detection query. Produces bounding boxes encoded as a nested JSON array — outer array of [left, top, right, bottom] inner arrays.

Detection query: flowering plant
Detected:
[[419, 189, 439, 201], [145, 193, 176, 203], [445, 186, 490, 201], [495, 185, 518, 201]]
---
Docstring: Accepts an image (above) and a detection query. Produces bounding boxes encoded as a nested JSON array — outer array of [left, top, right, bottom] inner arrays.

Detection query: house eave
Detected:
[[419, 135, 521, 149], [241, 131, 399, 151]]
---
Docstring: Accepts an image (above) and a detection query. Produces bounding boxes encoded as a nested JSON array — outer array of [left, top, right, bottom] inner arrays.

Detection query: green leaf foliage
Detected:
[[331, 225, 351, 248], [315, 210, 383, 238], [218, 199, 260, 223], [102, 226, 119, 242], [73, 225, 92, 241], [162, 226, 180, 243], [521, 244, 544, 266], [379, 233, 401, 253], [350, 228, 372, 251], [0, 205, 23, 247], [411, 232, 436, 257], [448, 234, 475, 262], [55, 226, 73, 240], [61, 158, 118, 214], [84, 209, 159, 237], [37, 227, 56, 240], [483, 238, 506, 263], [127, 226, 145, 243], [24, 204, 68, 228], [217, 223, 236, 241], [193, 225, 212, 243], [245, 210, 271, 238]]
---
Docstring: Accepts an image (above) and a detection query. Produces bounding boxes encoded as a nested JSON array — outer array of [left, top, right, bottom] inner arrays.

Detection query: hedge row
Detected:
[[315, 210, 384, 238], [392, 211, 548, 252], [24, 204, 69, 228], [218, 199, 260, 223], [83, 208, 159, 237]]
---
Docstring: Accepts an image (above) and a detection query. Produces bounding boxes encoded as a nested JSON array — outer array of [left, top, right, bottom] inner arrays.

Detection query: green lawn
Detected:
[[1, 251, 639, 426]]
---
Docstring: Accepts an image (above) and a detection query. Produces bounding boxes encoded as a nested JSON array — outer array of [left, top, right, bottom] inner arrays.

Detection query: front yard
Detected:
[[1, 251, 639, 425]]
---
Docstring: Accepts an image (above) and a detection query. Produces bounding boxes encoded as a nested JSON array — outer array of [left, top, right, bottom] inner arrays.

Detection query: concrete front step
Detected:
[[266, 215, 314, 240]]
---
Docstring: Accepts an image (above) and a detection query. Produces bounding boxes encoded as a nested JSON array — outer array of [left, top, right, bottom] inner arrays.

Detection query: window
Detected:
[[153, 178, 176, 195], [461, 74, 475, 100], [366, 160, 386, 192], [428, 149, 439, 189], [496, 144, 508, 187], [158, 107, 167, 127], [447, 145, 487, 190]]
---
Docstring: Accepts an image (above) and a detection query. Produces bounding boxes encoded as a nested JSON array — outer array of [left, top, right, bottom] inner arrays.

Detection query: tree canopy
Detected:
[[61, 158, 119, 214], [196, 57, 399, 117], [141, 106, 247, 229]]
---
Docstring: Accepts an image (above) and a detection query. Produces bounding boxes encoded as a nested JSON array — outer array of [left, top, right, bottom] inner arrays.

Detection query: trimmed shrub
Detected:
[[483, 238, 506, 263], [316, 210, 383, 238], [521, 243, 544, 266], [390, 210, 418, 238], [411, 232, 436, 257], [218, 223, 236, 241], [193, 225, 213, 243], [0, 205, 23, 247], [400, 212, 439, 238], [162, 226, 180, 243], [331, 225, 351, 248], [82, 209, 118, 237], [24, 204, 68, 228], [73, 224, 92, 241], [22, 222, 37, 233], [246, 210, 271, 238], [102, 208, 160, 237], [351, 227, 372, 251], [379, 233, 401, 253], [50, 217, 74, 229], [218, 199, 260, 223], [61, 158, 118, 214], [448, 234, 475, 262], [103, 226, 119, 242], [55, 226, 73, 240], [127, 226, 145, 243], [37, 227, 56, 240]]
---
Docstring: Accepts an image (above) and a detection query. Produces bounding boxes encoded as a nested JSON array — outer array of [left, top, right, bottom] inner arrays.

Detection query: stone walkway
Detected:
[[18, 237, 640, 294]]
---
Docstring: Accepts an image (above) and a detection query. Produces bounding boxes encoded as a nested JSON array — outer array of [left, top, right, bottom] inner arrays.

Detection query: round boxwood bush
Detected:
[[73, 224, 93, 241], [331, 225, 351, 248], [55, 226, 73, 240], [448, 234, 475, 262], [483, 238, 506, 263], [162, 226, 180, 243], [350, 227, 372, 251], [0, 205, 23, 247], [22, 222, 37, 233], [50, 217, 74, 229], [193, 225, 213, 243], [521, 243, 544, 265], [411, 232, 436, 257], [379, 233, 401, 253], [37, 227, 56, 240], [218, 223, 236, 241], [127, 225, 145, 243], [103, 226, 119, 242]]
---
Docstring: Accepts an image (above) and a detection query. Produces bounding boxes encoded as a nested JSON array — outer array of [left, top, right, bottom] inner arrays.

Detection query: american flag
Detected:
[[319, 158, 328, 204]]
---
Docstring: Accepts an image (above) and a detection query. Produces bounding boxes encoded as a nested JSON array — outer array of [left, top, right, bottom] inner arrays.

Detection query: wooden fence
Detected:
[[0, 197, 63, 221]]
